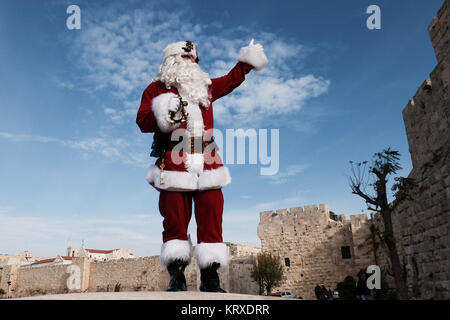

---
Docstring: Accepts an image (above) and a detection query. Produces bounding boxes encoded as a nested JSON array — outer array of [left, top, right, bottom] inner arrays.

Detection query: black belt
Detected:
[[150, 136, 218, 158]]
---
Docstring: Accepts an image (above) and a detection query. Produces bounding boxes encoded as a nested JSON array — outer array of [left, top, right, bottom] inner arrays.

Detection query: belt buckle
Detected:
[[190, 136, 203, 154]]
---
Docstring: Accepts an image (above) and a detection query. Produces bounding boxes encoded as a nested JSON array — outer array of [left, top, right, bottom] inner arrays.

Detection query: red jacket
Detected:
[[137, 61, 254, 192]]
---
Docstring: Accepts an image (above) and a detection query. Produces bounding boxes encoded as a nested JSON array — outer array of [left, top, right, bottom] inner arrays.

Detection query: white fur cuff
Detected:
[[160, 239, 192, 269], [237, 39, 268, 71], [151, 92, 181, 133], [198, 166, 231, 191], [146, 165, 232, 192], [146, 164, 199, 192], [194, 242, 229, 269]]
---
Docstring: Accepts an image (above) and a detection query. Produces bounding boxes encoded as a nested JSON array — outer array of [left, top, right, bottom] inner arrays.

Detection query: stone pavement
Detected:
[[13, 291, 292, 300]]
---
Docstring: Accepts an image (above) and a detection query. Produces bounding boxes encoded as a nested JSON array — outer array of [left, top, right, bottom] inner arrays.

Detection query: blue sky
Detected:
[[0, 0, 444, 258]]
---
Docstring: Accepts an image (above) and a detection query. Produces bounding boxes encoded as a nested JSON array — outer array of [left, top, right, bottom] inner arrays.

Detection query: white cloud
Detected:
[[0, 212, 162, 257], [214, 74, 329, 127], [54, 78, 75, 90], [69, 2, 330, 128], [0, 207, 263, 257], [262, 164, 309, 185], [1, 4, 331, 172], [0, 132, 62, 144], [103, 107, 116, 115], [0, 131, 149, 168], [0, 205, 15, 214]]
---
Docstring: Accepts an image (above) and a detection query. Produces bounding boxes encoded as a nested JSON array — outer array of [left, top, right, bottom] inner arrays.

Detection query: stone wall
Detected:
[[183, 246, 259, 294], [228, 258, 260, 295], [0, 265, 17, 298], [0, 243, 259, 299], [257, 204, 378, 299], [88, 256, 168, 293], [14, 264, 69, 297], [227, 242, 261, 258], [389, 0, 450, 300]]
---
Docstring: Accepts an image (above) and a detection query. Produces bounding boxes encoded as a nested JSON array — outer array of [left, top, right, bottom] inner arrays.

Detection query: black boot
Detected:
[[166, 259, 188, 292], [199, 262, 226, 293]]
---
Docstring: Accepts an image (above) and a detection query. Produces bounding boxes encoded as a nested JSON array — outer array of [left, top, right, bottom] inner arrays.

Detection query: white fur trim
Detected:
[[147, 165, 232, 191], [151, 92, 181, 133], [163, 41, 198, 61], [186, 153, 204, 175], [194, 242, 229, 269], [176, 96, 206, 176], [183, 98, 204, 136], [237, 39, 268, 71], [146, 164, 198, 192], [198, 166, 231, 191], [160, 239, 192, 269]]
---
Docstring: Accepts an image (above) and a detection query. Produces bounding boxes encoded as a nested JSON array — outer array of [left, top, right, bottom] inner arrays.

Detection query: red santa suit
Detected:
[[136, 40, 268, 272]]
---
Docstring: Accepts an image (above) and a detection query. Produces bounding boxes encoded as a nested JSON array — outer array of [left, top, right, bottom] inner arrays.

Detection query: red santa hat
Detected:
[[162, 40, 199, 63]]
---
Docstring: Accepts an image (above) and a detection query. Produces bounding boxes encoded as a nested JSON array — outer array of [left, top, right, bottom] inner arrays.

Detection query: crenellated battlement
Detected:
[[428, 0, 450, 64], [259, 204, 329, 223], [259, 203, 372, 227], [402, 0, 450, 172]]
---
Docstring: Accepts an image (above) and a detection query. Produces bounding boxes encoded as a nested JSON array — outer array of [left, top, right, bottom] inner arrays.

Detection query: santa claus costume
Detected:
[[136, 39, 268, 292]]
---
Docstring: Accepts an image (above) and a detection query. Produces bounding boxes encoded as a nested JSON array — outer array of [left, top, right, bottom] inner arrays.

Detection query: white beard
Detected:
[[155, 55, 211, 175], [155, 56, 212, 108]]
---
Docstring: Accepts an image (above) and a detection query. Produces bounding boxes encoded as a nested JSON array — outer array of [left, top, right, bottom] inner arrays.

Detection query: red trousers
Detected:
[[159, 189, 224, 243]]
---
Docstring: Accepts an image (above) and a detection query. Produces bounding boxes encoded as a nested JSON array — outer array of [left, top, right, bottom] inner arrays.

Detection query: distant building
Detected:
[[4, 245, 136, 269], [72, 246, 136, 261], [0, 251, 45, 267], [31, 255, 73, 267]]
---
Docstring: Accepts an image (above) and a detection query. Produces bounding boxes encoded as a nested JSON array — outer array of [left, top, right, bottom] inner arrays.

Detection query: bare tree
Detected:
[[349, 148, 415, 300]]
